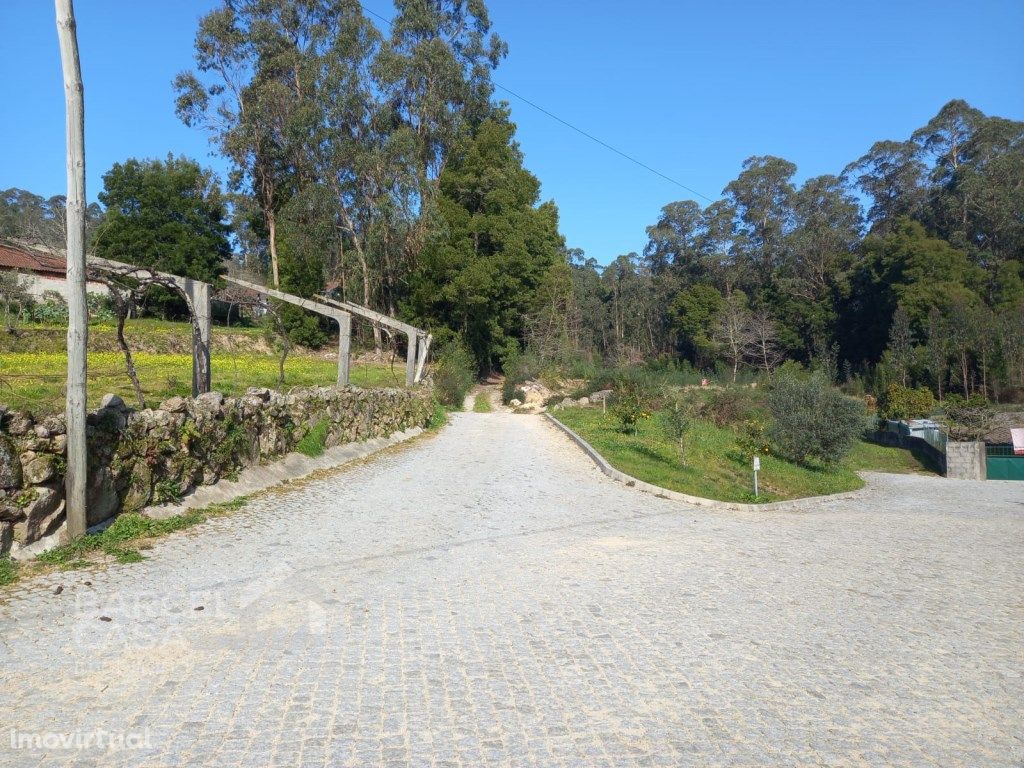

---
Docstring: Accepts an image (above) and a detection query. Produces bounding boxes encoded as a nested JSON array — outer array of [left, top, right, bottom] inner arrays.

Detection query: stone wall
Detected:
[[0, 386, 432, 558], [945, 440, 987, 481]]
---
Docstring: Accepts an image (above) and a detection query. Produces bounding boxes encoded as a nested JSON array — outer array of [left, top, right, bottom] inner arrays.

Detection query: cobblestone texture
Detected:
[[1, 412, 1021, 767]]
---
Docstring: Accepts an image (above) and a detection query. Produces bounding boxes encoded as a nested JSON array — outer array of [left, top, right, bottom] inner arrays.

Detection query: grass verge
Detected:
[[0, 557, 17, 587], [473, 392, 493, 413], [0, 497, 250, 589], [555, 407, 934, 504]]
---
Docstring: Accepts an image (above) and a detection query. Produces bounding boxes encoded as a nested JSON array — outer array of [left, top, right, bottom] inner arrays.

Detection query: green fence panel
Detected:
[[986, 456, 1024, 481]]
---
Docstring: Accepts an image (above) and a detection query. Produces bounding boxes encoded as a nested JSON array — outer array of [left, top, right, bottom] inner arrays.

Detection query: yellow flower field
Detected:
[[0, 351, 405, 414]]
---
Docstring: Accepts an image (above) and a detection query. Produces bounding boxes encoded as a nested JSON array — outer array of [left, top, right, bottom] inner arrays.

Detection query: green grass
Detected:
[[27, 498, 251, 578], [473, 392, 493, 412], [0, 349, 402, 414], [843, 438, 935, 474], [0, 557, 17, 586], [295, 419, 330, 457], [426, 401, 449, 430], [555, 407, 934, 503]]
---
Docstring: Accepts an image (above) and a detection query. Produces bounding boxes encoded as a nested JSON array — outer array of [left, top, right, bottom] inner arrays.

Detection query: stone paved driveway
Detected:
[[1, 413, 1022, 767]]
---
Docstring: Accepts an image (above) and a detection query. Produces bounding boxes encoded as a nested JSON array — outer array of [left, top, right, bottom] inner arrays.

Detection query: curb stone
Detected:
[[543, 413, 864, 513]]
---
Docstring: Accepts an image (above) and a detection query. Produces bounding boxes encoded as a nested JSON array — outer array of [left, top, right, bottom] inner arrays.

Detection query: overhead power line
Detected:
[[358, 3, 714, 202]]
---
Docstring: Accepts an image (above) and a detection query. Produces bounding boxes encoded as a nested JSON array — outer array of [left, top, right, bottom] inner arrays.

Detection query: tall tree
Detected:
[[94, 156, 231, 283], [175, 0, 507, 334], [713, 291, 753, 382], [405, 111, 563, 372], [843, 139, 927, 232], [723, 155, 796, 287]]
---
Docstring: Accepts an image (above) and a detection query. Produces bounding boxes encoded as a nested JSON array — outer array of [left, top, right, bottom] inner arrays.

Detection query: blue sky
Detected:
[[1, 0, 1022, 264]]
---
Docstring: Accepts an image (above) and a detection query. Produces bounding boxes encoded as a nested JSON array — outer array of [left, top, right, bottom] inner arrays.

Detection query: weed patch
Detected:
[[0, 557, 17, 586], [296, 419, 330, 457]]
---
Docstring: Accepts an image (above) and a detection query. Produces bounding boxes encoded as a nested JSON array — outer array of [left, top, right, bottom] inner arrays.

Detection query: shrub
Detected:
[[434, 340, 475, 407], [660, 393, 695, 462], [880, 384, 935, 421], [611, 367, 657, 434], [765, 372, 867, 466], [943, 397, 993, 441], [501, 347, 542, 404], [87, 294, 115, 322], [699, 387, 754, 427], [426, 401, 448, 430], [0, 557, 17, 587], [280, 307, 328, 348], [29, 292, 69, 324], [736, 417, 771, 458]]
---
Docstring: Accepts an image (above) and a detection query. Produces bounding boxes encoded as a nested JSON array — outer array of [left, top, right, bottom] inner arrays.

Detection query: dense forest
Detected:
[[1, 1, 1021, 402], [564, 100, 1024, 401]]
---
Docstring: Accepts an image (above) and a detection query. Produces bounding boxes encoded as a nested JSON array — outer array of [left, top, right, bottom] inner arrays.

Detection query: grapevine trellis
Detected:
[[86, 258, 429, 396]]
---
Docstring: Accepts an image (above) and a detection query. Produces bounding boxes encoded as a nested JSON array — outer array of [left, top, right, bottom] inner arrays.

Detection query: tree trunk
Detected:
[[56, 0, 88, 541], [115, 304, 145, 409], [267, 210, 280, 288]]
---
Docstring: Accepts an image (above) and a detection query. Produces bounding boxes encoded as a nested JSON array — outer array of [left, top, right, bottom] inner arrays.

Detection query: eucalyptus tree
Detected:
[[369, 0, 507, 314], [777, 174, 861, 354], [842, 139, 927, 233], [915, 104, 1024, 281], [175, 0, 507, 337], [173, 1, 349, 286], [723, 155, 796, 288], [644, 200, 703, 277]]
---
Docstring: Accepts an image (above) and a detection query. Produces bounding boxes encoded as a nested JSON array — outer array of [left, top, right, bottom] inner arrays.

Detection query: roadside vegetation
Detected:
[[473, 392, 493, 412], [551, 366, 934, 503], [0, 497, 250, 589]]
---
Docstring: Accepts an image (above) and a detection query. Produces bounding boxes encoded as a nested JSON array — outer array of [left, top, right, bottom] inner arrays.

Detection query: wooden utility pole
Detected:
[[56, 0, 88, 539]]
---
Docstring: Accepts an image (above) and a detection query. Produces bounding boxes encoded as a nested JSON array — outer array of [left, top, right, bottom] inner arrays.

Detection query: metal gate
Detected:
[[986, 444, 1024, 481]]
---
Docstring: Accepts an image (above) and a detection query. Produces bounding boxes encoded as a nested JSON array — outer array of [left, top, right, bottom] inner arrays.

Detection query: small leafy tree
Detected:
[[660, 392, 694, 464], [611, 368, 656, 434], [765, 372, 867, 465], [0, 270, 29, 331]]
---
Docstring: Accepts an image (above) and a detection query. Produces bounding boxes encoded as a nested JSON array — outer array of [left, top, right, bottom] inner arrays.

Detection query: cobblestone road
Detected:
[[1, 413, 1022, 767]]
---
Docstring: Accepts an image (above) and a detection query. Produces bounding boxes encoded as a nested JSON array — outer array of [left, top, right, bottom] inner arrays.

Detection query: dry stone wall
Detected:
[[0, 386, 431, 557]]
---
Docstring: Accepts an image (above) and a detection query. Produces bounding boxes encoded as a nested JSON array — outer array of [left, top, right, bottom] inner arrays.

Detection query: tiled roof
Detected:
[[984, 411, 1024, 445], [0, 243, 67, 276]]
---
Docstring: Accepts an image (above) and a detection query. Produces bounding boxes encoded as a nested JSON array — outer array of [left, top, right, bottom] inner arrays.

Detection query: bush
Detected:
[[279, 306, 328, 348], [434, 341, 475, 407], [29, 292, 69, 324], [880, 384, 935, 421], [610, 367, 657, 434], [736, 417, 771, 458], [0, 557, 17, 587], [765, 372, 867, 466], [943, 397, 993, 441], [698, 387, 755, 427], [660, 392, 695, 462], [501, 347, 543, 404], [87, 293, 115, 322]]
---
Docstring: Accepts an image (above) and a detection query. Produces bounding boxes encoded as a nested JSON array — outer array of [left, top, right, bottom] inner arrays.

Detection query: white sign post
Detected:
[[752, 455, 760, 499]]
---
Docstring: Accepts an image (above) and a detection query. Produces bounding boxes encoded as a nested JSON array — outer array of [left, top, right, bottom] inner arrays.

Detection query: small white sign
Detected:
[[752, 456, 761, 471]]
